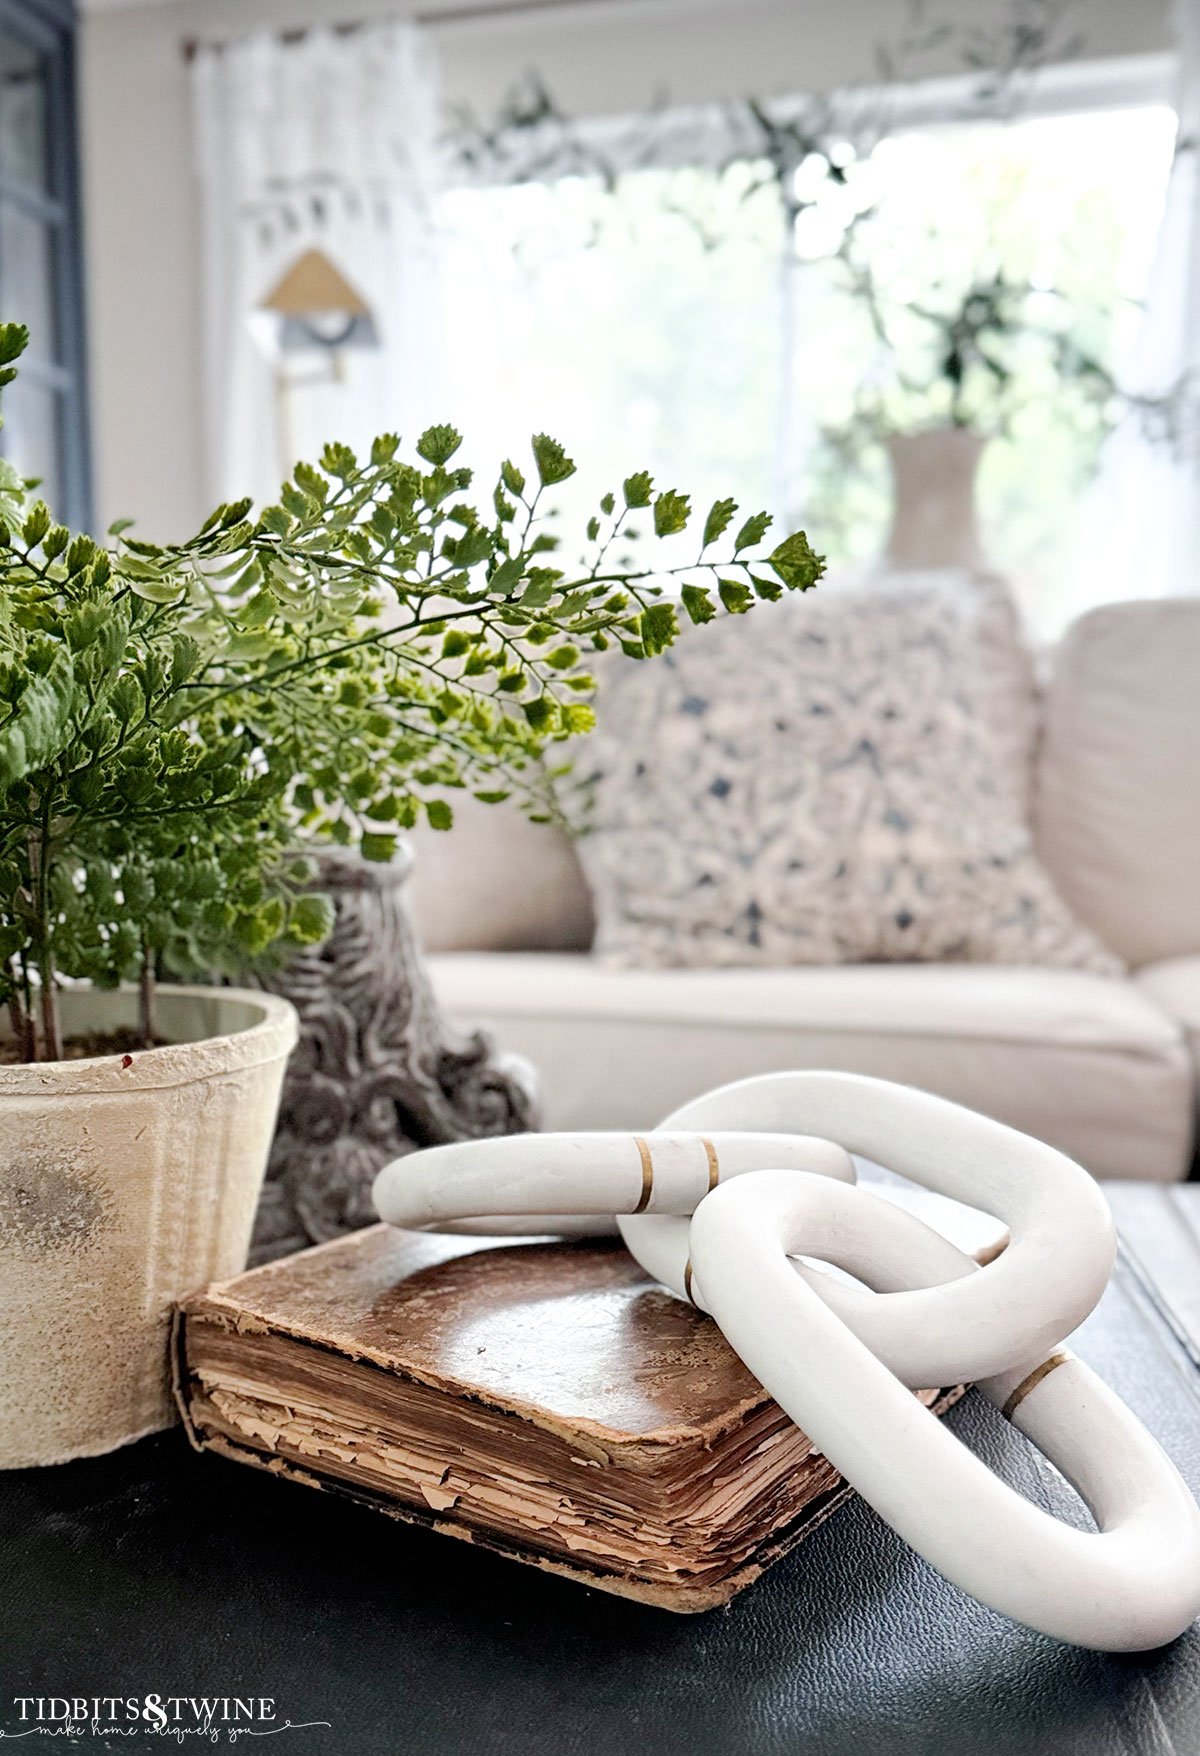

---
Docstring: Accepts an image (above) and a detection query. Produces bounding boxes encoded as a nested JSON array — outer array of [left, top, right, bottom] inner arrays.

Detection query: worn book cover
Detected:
[[173, 1218, 976, 1611]]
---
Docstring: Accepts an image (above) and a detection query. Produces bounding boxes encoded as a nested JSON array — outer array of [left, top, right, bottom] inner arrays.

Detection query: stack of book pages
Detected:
[[175, 1215, 980, 1610]]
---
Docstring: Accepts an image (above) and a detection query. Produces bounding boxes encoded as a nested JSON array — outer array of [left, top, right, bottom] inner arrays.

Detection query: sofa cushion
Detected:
[[1035, 599, 1200, 967], [428, 953, 1193, 1182], [574, 573, 1120, 974]]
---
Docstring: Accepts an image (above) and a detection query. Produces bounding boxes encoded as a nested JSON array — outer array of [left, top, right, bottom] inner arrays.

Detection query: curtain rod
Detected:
[[182, 0, 610, 61]]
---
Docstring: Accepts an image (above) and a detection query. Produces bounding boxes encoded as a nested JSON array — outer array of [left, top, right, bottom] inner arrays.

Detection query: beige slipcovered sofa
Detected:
[[408, 600, 1200, 1182]]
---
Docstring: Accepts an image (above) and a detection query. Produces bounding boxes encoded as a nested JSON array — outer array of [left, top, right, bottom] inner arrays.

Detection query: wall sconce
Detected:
[[259, 247, 378, 353], [257, 247, 378, 474]]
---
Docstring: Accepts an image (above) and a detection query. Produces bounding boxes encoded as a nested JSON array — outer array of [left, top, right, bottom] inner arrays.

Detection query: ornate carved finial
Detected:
[[252, 846, 539, 1260]]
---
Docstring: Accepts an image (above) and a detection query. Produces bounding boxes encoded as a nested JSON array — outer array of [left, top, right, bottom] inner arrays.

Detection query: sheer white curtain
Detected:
[[1071, 3, 1200, 610], [191, 23, 441, 511]]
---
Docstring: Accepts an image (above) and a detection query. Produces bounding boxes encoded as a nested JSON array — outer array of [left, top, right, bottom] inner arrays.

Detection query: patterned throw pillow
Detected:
[[573, 571, 1122, 974]]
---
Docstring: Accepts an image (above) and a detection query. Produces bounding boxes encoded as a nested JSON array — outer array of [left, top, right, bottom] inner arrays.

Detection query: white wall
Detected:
[[78, 0, 1174, 538]]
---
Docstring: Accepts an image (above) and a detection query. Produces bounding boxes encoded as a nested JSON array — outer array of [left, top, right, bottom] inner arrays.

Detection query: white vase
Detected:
[[0, 984, 297, 1467], [883, 427, 986, 571]]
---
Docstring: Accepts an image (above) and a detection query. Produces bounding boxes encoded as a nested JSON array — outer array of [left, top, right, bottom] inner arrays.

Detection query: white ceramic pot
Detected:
[[0, 984, 298, 1468]]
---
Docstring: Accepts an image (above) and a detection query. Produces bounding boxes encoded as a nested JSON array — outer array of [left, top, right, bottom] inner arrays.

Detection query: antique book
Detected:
[[174, 1215, 987, 1612]]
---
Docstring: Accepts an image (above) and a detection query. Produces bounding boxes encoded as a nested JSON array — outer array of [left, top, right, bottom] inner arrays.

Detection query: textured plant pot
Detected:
[[0, 984, 298, 1468], [884, 427, 986, 571]]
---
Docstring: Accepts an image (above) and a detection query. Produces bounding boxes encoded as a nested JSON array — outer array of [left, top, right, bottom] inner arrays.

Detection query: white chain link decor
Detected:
[[372, 1072, 1200, 1651]]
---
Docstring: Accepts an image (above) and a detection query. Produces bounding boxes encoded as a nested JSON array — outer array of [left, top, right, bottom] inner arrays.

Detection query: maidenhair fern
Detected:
[[0, 322, 823, 1059]]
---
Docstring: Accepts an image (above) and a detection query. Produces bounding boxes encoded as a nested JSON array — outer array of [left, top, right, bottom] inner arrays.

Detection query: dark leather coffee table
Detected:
[[2, 1182, 1198, 1756]]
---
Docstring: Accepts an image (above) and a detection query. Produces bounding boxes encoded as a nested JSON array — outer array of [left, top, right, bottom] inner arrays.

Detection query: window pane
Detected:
[[0, 12, 87, 529], [0, 194, 58, 362], [2, 371, 62, 506], [437, 166, 784, 554], [434, 102, 1176, 635], [0, 27, 47, 197], [789, 105, 1178, 633]]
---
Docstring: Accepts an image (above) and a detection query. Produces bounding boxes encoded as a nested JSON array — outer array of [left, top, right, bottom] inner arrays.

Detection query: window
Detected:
[[437, 164, 785, 570], [0, 0, 89, 527], [434, 97, 1176, 635]]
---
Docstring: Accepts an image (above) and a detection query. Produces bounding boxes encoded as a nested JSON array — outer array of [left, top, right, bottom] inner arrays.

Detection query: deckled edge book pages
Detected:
[[173, 1224, 974, 1612]]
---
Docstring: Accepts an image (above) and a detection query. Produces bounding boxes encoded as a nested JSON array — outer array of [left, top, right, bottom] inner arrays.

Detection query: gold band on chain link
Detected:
[[632, 1138, 654, 1213], [1001, 1351, 1071, 1422]]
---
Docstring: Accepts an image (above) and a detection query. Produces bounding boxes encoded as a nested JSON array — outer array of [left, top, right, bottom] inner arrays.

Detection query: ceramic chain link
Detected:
[[373, 1070, 1200, 1651]]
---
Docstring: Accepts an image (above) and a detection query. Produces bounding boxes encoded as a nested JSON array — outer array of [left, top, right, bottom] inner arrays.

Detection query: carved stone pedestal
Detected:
[[251, 845, 539, 1262]]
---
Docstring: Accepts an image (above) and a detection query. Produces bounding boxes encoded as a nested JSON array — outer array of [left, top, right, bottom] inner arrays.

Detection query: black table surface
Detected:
[[3, 1184, 1200, 1756]]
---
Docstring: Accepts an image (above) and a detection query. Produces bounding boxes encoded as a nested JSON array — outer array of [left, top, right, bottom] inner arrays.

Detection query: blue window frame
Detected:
[[0, 0, 90, 528]]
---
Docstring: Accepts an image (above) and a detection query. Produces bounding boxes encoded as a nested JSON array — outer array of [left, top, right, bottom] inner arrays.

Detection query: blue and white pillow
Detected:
[[573, 571, 1121, 974]]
